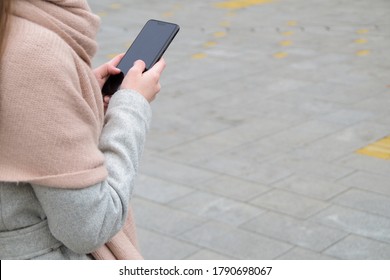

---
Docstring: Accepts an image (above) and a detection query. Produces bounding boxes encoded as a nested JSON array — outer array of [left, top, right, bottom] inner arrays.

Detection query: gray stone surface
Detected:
[[311, 206, 390, 244], [137, 228, 199, 260], [179, 221, 293, 259], [249, 189, 329, 219], [277, 247, 337, 260], [88, 0, 390, 259], [331, 189, 390, 218], [324, 235, 390, 260], [242, 212, 348, 252]]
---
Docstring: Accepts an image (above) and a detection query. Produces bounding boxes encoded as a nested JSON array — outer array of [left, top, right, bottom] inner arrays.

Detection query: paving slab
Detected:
[[273, 175, 350, 201], [134, 174, 194, 204], [241, 211, 348, 252], [311, 205, 390, 244], [324, 235, 390, 260], [185, 249, 231, 260], [335, 154, 390, 176], [338, 171, 390, 196], [132, 197, 206, 237], [137, 228, 200, 260], [170, 190, 266, 226], [192, 175, 271, 202], [277, 247, 337, 260], [331, 189, 390, 218], [179, 221, 293, 259], [249, 189, 329, 219]]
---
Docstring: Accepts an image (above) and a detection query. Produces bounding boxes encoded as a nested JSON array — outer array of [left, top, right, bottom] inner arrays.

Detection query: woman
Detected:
[[0, 0, 165, 259]]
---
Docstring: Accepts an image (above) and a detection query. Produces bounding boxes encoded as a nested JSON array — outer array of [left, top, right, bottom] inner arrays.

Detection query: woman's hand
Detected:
[[93, 53, 124, 88], [94, 54, 166, 111], [120, 58, 166, 103], [93, 53, 124, 112]]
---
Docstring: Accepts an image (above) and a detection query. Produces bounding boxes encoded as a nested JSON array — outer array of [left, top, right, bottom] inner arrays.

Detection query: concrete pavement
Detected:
[[89, 0, 390, 259]]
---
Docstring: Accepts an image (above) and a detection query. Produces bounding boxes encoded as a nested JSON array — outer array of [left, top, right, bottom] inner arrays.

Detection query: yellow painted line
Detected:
[[279, 40, 293, 46], [354, 38, 368, 44], [192, 53, 207, 59], [357, 28, 369, 34], [219, 21, 231, 27], [377, 137, 390, 145], [356, 49, 370, 56], [357, 136, 390, 160], [214, 31, 227, 38], [215, 0, 275, 9], [162, 4, 182, 18], [109, 3, 122, 10], [281, 31, 294, 36], [96, 11, 108, 17], [203, 41, 218, 48], [273, 52, 288, 59], [163, 11, 174, 18], [287, 20, 297, 26]]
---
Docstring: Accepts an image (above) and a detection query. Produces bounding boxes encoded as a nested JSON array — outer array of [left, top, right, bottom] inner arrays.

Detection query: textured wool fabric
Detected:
[[0, 0, 106, 188], [0, 0, 142, 260]]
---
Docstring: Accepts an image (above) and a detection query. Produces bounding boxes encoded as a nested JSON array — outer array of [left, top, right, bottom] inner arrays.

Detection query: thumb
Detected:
[[131, 60, 146, 73], [108, 53, 125, 67]]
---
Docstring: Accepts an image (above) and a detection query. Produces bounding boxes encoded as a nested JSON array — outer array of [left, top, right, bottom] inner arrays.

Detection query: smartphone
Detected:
[[102, 19, 180, 96]]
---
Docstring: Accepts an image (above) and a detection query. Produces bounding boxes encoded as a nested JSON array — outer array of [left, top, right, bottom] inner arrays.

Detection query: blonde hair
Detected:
[[0, 0, 12, 57]]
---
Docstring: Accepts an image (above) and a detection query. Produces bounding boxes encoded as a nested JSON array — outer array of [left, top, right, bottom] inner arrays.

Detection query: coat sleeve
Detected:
[[32, 89, 152, 254]]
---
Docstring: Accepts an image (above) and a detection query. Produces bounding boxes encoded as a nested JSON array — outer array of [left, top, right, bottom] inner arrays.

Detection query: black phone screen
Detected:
[[102, 19, 180, 96]]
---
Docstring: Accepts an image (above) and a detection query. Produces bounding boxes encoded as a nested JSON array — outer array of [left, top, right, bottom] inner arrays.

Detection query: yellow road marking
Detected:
[[204, 41, 218, 47], [163, 4, 182, 18], [219, 21, 231, 27], [357, 136, 390, 160], [279, 40, 293, 46], [163, 11, 174, 18], [354, 38, 368, 44], [96, 11, 108, 17], [215, 0, 275, 9], [287, 20, 297, 26], [357, 28, 369, 34], [356, 49, 370, 56], [192, 53, 207, 59], [110, 3, 122, 10], [281, 31, 294, 36], [273, 52, 288, 59], [214, 31, 227, 38]]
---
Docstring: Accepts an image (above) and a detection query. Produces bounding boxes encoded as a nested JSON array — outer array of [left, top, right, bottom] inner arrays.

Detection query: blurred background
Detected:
[[89, 0, 390, 259]]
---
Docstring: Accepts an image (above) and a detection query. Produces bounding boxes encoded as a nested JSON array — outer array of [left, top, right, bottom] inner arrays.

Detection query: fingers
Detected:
[[119, 58, 166, 103], [103, 95, 111, 114], [94, 55, 123, 81], [131, 60, 146, 73], [106, 53, 125, 75], [151, 58, 166, 75], [103, 95, 111, 103], [107, 64, 121, 76], [108, 53, 125, 67]]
